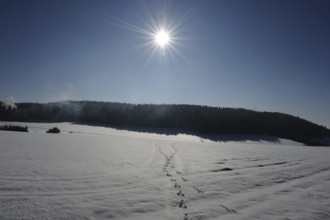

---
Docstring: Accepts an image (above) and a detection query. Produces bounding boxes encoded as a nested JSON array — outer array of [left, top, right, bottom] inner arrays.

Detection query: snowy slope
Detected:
[[1, 122, 330, 220]]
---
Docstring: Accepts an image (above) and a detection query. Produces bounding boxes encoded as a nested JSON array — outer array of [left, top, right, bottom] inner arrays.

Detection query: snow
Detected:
[[1, 122, 330, 220]]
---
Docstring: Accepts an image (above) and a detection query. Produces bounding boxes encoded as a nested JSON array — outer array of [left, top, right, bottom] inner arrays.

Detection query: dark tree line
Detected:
[[1, 101, 329, 145], [0, 124, 28, 132]]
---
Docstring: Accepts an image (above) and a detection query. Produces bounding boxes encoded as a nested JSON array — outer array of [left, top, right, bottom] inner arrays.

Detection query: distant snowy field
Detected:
[[1, 122, 330, 220]]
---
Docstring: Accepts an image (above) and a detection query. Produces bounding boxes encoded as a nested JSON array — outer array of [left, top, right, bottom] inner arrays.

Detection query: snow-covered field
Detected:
[[1, 122, 330, 220]]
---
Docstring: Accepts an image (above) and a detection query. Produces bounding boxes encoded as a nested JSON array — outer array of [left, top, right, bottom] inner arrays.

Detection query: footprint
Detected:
[[177, 190, 185, 197], [182, 177, 188, 182], [219, 204, 237, 214], [179, 199, 186, 208], [174, 183, 181, 188], [211, 167, 233, 172], [193, 186, 204, 194]]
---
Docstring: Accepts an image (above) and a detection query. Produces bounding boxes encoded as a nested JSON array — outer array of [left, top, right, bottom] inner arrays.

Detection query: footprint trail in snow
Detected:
[[159, 147, 193, 220]]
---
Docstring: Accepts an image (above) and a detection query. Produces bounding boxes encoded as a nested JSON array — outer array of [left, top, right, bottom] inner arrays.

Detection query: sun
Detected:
[[155, 30, 170, 48]]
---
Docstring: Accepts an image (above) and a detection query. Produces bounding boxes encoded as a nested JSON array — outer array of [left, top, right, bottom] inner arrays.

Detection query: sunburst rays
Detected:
[[81, 1, 194, 70]]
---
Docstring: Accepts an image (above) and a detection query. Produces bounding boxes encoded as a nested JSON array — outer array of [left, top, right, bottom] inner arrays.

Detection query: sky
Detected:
[[1, 0, 329, 128]]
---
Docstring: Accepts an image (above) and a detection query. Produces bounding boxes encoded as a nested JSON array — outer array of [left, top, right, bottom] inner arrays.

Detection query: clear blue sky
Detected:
[[1, 0, 329, 128]]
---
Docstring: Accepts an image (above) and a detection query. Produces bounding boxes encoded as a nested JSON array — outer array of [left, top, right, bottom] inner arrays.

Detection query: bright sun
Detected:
[[155, 30, 170, 48]]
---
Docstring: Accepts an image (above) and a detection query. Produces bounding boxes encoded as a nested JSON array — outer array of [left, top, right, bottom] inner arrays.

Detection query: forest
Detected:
[[1, 101, 329, 145]]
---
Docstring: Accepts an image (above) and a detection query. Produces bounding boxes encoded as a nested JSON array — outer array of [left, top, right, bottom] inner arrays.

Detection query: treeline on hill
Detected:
[[0, 124, 28, 132], [0, 101, 329, 145]]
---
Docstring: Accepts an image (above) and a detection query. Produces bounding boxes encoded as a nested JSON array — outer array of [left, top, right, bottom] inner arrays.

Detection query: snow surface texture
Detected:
[[1, 122, 330, 220]]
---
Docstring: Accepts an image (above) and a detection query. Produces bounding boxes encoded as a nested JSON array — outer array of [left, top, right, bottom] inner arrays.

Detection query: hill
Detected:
[[1, 101, 329, 145]]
